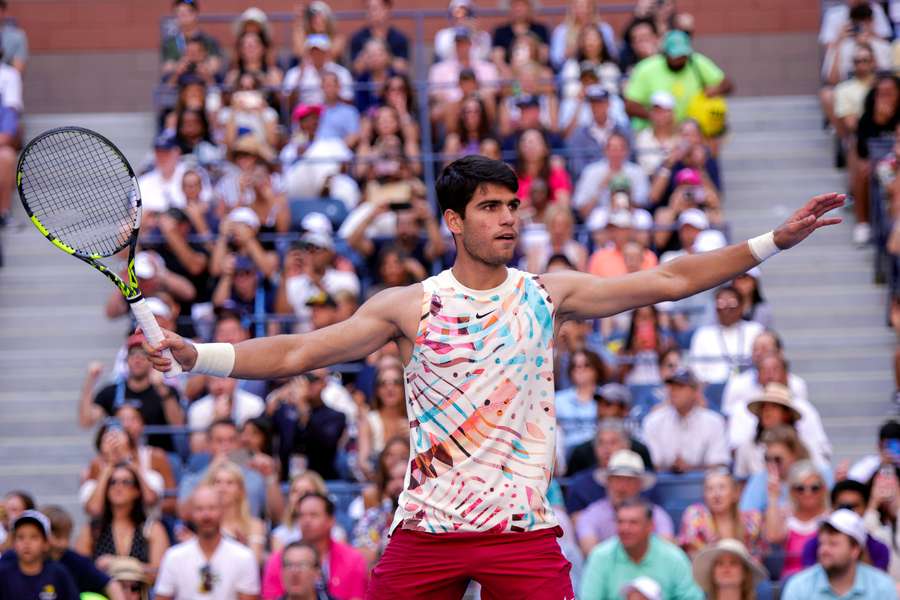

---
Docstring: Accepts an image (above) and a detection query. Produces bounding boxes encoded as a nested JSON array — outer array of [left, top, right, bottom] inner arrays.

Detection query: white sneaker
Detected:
[[853, 222, 871, 246]]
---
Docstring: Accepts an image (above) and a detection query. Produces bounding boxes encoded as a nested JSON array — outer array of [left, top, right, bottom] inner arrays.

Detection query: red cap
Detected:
[[292, 104, 323, 122], [127, 333, 147, 350]]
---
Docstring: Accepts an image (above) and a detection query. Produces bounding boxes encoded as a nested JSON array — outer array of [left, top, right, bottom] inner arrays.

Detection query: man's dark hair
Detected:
[[40, 505, 74, 540], [850, 4, 873, 22], [615, 497, 653, 521], [173, 0, 198, 10], [283, 540, 321, 567], [299, 491, 335, 517], [715, 285, 740, 301], [830, 479, 870, 507], [758, 329, 784, 352], [545, 253, 575, 271], [879, 419, 900, 441], [434, 155, 518, 220], [208, 417, 238, 435]]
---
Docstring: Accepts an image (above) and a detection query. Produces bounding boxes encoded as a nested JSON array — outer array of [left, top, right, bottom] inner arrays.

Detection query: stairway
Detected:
[[0, 112, 155, 520], [721, 96, 895, 465]]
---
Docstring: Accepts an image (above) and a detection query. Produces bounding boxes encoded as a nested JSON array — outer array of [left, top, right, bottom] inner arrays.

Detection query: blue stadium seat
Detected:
[[289, 197, 349, 232], [628, 384, 664, 423], [651, 472, 705, 527], [703, 382, 727, 414], [325, 480, 365, 536]]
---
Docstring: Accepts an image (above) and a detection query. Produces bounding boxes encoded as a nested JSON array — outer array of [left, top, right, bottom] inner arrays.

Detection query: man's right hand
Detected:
[[142, 328, 198, 373]]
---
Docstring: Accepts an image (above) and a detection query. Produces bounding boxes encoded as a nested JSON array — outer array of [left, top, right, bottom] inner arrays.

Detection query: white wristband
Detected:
[[191, 342, 236, 377], [747, 231, 780, 263]]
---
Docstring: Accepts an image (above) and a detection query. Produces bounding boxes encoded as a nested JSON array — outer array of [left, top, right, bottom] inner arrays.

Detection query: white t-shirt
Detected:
[[188, 389, 265, 429], [139, 163, 190, 214], [283, 61, 354, 104], [819, 3, 892, 44], [0, 63, 22, 110], [572, 160, 650, 210], [284, 270, 361, 333], [154, 536, 260, 600], [688, 320, 764, 384]]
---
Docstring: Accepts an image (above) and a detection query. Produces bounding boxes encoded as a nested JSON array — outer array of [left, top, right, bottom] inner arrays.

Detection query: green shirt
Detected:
[[624, 53, 724, 129], [579, 535, 703, 600]]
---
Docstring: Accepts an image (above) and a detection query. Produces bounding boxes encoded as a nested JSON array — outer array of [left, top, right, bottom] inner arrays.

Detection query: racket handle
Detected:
[[130, 297, 183, 376]]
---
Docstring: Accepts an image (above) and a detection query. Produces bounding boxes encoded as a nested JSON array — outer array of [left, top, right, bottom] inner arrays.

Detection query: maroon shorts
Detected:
[[366, 526, 573, 600]]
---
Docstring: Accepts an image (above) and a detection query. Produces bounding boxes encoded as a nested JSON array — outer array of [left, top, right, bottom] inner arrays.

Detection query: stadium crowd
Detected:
[[2, 0, 900, 599]]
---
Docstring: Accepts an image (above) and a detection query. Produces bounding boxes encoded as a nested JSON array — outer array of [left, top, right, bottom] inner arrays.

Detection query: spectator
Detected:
[[781, 509, 897, 600], [641, 367, 730, 472], [0, 490, 33, 550], [262, 492, 368, 600], [580, 498, 702, 600], [106, 557, 148, 600], [0, 1, 26, 73], [74, 462, 169, 580], [575, 449, 673, 554], [649, 119, 721, 210], [559, 62, 630, 142], [317, 72, 360, 148], [617, 304, 677, 386], [848, 419, 900, 483], [802, 479, 891, 572], [211, 254, 268, 325], [498, 84, 558, 144], [555, 350, 609, 458], [515, 128, 572, 205], [292, 0, 346, 66], [565, 420, 628, 514], [863, 461, 900, 579], [830, 43, 878, 147], [175, 102, 222, 164], [429, 28, 500, 124], [679, 469, 764, 560], [490, 0, 549, 65], [0, 511, 79, 600], [201, 461, 266, 565], [625, 30, 733, 130], [635, 91, 680, 176], [224, 28, 283, 91], [434, 0, 492, 63], [355, 105, 422, 179], [280, 541, 333, 600], [819, 0, 892, 47], [351, 450, 405, 566], [565, 85, 630, 178], [356, 359, 409, 480], [188, 375, 265, 431], [559, 25, 621, 102], [0, 42, 18, 224], [443, 94, 494, 160], [154, 485, 260, 600], [136, 131, 191, 214], [270, 471, 337, 553], [691, 539, 768, 600], [731, 268, 772, 329], [349, 0, 409, 75], [588, 210, 658, 278], [823, 6, 891, 91], [161, 0, 223, 84], [79, 333, 184, 454], [573, 133, 650, 220], [353, 39, 396, 115], [619, 17, 659, 74], [551, 0, 618, 71], [521, 204, 589, 273], [284, 37, 354, 108], [688, 286, 764, 384]]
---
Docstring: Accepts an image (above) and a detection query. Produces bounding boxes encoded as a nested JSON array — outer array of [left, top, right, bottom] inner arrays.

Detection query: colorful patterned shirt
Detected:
[[391, 268, 559, 534]]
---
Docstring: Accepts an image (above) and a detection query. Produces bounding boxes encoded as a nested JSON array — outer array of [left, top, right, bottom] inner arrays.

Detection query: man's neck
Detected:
[[313, 537, 331, 565], [197, 531, 223, 558], [674, 404, 694, 419], [623, 539, 650, 564], [827, 562, 858, 596], [128, 374, 150, 392], [286, 592, 318, 600], [18, 558, 43, 576], [451, 259, 507, 290]]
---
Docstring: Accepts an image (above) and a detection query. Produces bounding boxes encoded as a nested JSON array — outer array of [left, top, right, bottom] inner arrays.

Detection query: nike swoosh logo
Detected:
[[475, 310, 495, 319]]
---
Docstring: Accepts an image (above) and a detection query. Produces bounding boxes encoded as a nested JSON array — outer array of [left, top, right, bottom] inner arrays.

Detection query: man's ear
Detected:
[[444, 208, 464, 236]]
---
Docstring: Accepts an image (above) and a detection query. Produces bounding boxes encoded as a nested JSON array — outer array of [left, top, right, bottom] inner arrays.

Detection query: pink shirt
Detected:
[[262, 540, 368, 600], [427, 59, 499, 104]]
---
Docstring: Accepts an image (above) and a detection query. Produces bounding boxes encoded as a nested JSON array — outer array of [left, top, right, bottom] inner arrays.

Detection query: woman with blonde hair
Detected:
[[202, 461, 266, 564], [357, 358, 409, 480], [270, 470, 334, 553], [549, 0, 618, 70], [692, 538, 769, 600]]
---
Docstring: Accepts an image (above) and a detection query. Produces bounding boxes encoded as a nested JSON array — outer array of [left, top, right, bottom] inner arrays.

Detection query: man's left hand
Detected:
[[773, 192, 845, 250]]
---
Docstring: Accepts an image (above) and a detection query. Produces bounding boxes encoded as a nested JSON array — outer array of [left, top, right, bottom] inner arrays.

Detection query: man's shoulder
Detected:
[[162, 538, 199, 560], [219, 536, 257, 562], [649, 534, 689, 561], [781, 564, 822, 595], [630, 55, 665, 78], [331, 539, 368, 568], [588, 535, 621, 560], [857, 562, 897, 589]]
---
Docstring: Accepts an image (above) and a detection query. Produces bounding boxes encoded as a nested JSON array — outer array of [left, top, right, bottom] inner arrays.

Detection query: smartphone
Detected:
[[851, 21, 861, 35], [388, 201, 413, 211], [886, 439, 900, 463]]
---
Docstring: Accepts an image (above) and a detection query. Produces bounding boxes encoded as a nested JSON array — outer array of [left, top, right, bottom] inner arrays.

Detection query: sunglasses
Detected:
[[791, 483, 823, 494], [109, 478, 137, 488], [200, 564, 214, 593], [283, 560, 317, 571], [377, 378, 403, 386], [122, 582, 143, 593], [764, 454, 784, 466]]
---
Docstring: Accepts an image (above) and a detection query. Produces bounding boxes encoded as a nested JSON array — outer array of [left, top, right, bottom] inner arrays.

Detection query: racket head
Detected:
[[17, 126, 142, 259]]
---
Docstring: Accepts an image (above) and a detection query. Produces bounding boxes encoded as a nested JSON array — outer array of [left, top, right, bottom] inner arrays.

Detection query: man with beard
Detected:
[[782, 509, 896, 599], [624, 30, 732, 129]]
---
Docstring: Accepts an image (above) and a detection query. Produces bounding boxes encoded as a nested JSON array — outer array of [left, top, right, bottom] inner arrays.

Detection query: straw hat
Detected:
[[229, 134, 276, 165], [597, 449, 656, 491], [106, 556, 147, 584], [747, 382, 801, 422], [692, 539, 768, 596]]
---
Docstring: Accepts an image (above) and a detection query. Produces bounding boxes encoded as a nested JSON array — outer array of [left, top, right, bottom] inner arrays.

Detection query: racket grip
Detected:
[[130, 297, 183, 376]]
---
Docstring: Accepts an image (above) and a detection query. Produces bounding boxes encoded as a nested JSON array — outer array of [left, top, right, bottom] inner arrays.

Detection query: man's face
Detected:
[[309, 46, 327, 69], [666, 55, 689, 71], [834, 490, 866, 516], [751, 332, 778, 367], [322, 74, 341, 102], [126, 347, 152, 379], [191, 487, 224, 536], [208, 376, 236, 399], [758, 355, 787, 386], [607, 474, 642, 504], [616, 505, 653, 551], [298, 497, 334, 543], [667, 382, 697, 414], [852, 49, 875, 78], [594, 430, 628, 466], [448, 183, 520, 268], [715, 290, 742, 327], [589, 99, 609, 125], [818, 529, 859, 574], [597, 399, 627, 420], [13, 524, 48, 565], [175, 4, 198, 30], [214, 318, 249, 344], [511, 0, 531, 21], [606, 136, 628, 167], [650, 105, 674, 129], [368, 0, 389, 23], [208, 423, 239, 457], [395, 210, 420, 244], [47, 532, 68, 558], [282, 546, 321, 596]]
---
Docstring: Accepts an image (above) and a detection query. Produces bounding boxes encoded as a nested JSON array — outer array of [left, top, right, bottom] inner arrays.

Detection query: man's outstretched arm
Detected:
[[143, 285, 419, 379], [547, 193, 844, 321]]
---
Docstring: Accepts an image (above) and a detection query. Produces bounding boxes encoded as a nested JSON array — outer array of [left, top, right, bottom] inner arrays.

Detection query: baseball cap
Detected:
[[607, 210, 633, 229], [305, 33, 332, 50], [674, 168, 702, 187], [301, 212, 333, 235], [127, 332, 147, 350], [595, 383, 631, 405], [453, 26, 473, 40], [599, 449, 655, 490], [677, 208, 709, 230], [107, 556, 148, 584], [233, 255, 255, 272], [515, 94, 540, 108], [13, 510, 51, 539], [153, 130, 178, 151], [292, 103, 323, 122], [585, 84, 609, 102], [662, 30, 693, 58], [306, 290, 337, 308], [650, 90, 676, 110], [822, 508, 867, 546], [300, 230, 334, 251], [227, 206, 261, 230], [448, 0, 472, 13], [620, 577, 662, 600], [665, 366, 699, 387]]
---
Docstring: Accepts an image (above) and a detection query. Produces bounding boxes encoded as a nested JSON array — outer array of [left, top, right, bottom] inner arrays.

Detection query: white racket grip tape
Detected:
[[130, 297, 183, 375]]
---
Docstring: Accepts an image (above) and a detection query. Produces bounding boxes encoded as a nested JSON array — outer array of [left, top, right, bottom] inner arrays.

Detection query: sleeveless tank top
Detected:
[[92, 521, 149, 563], [390, 267, 559, 534]]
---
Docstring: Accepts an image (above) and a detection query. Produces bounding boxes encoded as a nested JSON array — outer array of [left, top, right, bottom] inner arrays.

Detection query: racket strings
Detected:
[[20, 129, 137, 257]]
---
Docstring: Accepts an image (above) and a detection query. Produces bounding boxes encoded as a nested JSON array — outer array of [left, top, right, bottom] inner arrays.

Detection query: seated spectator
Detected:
[[160, 0, 223, 85], [829, 42, 877, 147], [490, 0, 549, 66], [211, 254, 272, 328], [863, 460, 900, 579], [355, 105, 422, 179], [781, 509, 898, 600], [0, 491, 34, 551], [731, 268, 773, 329], [555, 350, 609, 458], [573, 133, 650, 221], [803, 479, 891, 572], [353, 38, 397, 115], [559, 25, 621, 102], [679, 469, 764, 560], [0, 49, 19, 224], [434, 0, 492, 63], [224, 26, 283, 91], [272, 471, 349, 552], [202, 461, 266, 565], [522, 204, 589, 273], [104, 253, 196, 326], [848, 418, 900, 483], [515, 128, 572, 206], [576, 450, 673, 554], [291, 0, 346, 66], [136, 131, 192, 214], [588, 210, 657, 278], [566, 420, 630, 513], [499, 85, 558, 145], [356, 359, 409, 480], [615, 304, 677, 386], [635, 91, 680, 177], [279, 541, 331, 600], [0, 511, 79, 600], [219, 73, 280, 153], [624, 30, 733, 132], [74, 463, 169, 580], [78, 333, 183, 454], [263, 493, 368, 600], [429, 28, 500, 125], [822, 5, 891, 88], [654, 172, 723, 257], [443, 94, 495, 161], [106, 557, 149, 600], [349, 0, 409, 75], [642, 367, 730, 472], [317, 71, 361, 149], [619, 16, 659, 75], [691, 538, 769, 600], [689, 286, 764, 384], [551, 0, 618, 71], [188, 375, 265, 432], [580, 498, 702, 600], [351, 449, 405, 566], [649, 119, 721, 210], [559, 63, 630, 146], [284, 36, 354, 108], [154, 485, 260, 599], [819, 0, 892, 47], [566, 85, 630, 178]]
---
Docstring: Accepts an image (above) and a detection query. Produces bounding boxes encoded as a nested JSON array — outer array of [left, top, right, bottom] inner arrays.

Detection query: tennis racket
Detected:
[[16, 126, 182, 375]]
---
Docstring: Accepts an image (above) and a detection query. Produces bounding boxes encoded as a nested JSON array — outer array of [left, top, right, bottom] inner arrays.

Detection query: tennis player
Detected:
[[145, 156, 843, 599]]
